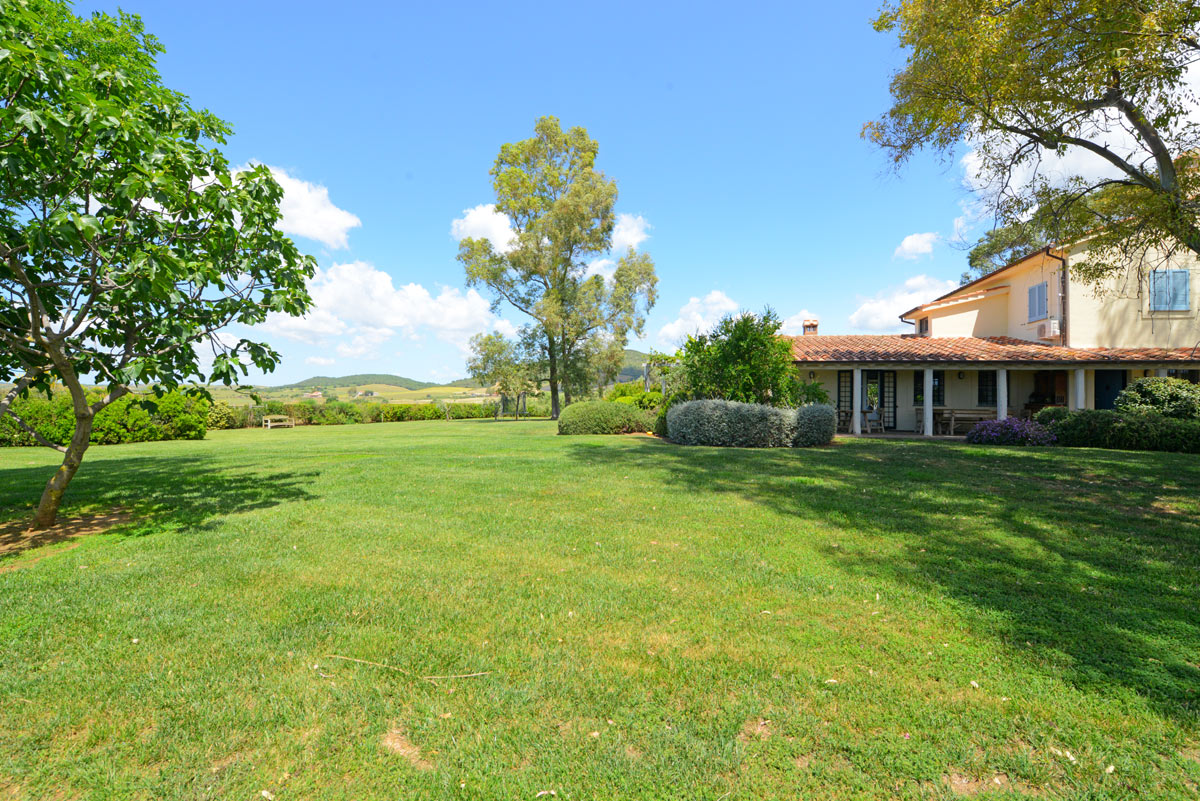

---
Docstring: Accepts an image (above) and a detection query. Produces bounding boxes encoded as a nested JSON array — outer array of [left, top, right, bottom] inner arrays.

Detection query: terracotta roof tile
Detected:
[[787, 335, 1200, 365]]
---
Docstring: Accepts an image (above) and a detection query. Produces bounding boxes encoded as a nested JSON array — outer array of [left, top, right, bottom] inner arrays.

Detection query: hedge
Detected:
[[0, 391, 208, 447], [794, 404, 837, 447], [1040, 408, 1200, 453], [557, 401, 653, 435], [666, 399, 796, 447]]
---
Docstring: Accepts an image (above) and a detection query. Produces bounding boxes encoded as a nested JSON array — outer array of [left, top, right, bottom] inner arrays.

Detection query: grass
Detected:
[[0, 421, 1198, 799]]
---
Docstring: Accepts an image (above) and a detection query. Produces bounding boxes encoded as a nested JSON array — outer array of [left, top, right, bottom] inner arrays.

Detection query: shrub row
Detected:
[[205, 399, 502, 429], [605, 381, 664, 410], [0, 391, 208, 447], [1035, 407, 1200, 453], [665, 400, 836, 448], [557, 401, 654, 435]]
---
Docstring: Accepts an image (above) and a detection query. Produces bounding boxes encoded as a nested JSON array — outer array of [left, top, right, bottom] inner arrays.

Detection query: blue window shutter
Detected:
[[1028, 285, 1038, 320], [1150, 271, 1167, 310], [1040, 283, 1048, 318], [1170, 270, 1190, 310]]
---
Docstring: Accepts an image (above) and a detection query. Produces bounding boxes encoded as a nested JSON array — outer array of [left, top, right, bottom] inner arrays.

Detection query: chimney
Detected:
[[802, 318, 819, 336]]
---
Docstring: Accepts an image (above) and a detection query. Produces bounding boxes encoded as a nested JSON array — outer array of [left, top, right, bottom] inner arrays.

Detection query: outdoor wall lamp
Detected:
[[957, 371, 965, 379], [808, 371, 815, 379]]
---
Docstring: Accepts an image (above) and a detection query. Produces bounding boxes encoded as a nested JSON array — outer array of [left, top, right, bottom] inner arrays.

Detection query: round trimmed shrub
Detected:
[[1033, 406, 1070, 426], [666, 399, 797, 447], [557, 401, 652, 435], [206, 400, 238, 430], [794, 403, 836, 447], [1114, 377, 1200, 419]]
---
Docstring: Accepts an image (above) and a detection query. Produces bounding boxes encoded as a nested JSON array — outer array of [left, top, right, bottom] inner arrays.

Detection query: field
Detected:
[[206, 382, 493, 406], [1, 423, 1198, 799]]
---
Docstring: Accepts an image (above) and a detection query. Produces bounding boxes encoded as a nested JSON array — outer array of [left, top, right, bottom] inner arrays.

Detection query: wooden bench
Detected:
[[262, 415, 295, 429], [942, 409, 996, 435]]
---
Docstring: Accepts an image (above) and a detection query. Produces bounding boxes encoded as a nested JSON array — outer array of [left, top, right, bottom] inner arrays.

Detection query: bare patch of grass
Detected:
[[382, 728, 432, 771]]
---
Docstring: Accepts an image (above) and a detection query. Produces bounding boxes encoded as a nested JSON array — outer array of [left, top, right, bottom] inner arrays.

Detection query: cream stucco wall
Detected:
[[1065, 246, 1200, 349]]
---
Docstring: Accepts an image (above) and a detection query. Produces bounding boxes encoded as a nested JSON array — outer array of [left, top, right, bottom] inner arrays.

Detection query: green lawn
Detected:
[[1, 422, 1198, 799]]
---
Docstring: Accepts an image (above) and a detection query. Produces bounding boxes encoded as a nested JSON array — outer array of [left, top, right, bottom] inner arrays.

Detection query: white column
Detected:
[[923, 368, 934, 436], [1075, 368, 1087, 410], [996, 368, 1008, 421], [1156, 368, 1169, 378], [851, 368, 862, 435]]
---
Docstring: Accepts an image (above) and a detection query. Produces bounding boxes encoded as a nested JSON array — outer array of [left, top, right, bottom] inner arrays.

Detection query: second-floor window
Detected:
[[1150, 269, 1190, 311], [1027, 282, 1049, 321], [918, 318, 929, 335]]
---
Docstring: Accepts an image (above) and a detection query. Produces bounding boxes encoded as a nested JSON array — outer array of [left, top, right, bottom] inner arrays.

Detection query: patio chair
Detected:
[[863, 408, 883, 434]]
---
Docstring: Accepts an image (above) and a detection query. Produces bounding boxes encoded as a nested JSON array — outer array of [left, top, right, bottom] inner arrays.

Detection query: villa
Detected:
[[794, 246, 1200, 435]]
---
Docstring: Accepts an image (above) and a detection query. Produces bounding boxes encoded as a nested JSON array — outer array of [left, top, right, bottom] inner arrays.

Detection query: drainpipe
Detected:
[[1046, 247, 1069, 347]]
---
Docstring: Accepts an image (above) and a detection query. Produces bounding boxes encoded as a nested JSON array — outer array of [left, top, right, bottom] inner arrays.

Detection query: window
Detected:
[[918, 317, 929, 335], [913, 370, 944, 406], [1027, 282, 1048, 321], [1150, 269, 1190, 311], [978, 370, 996, 406]]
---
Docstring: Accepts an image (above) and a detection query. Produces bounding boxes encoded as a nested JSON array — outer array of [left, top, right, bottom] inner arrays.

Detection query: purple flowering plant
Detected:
[[964, 417, 1056, 446]]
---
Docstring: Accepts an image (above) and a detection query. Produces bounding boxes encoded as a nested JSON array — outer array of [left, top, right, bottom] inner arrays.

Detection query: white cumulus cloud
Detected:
[[261, 165, 361, 249], [848, 274, 958, 332], [780, 310, 819, 335], [893, 232, 939, 260], [612, 213, 651, 252], [257, 261, 498, 359], [451, 204, 516, 254], [305, 356, 334, 367], [657, 290, 740, 346]]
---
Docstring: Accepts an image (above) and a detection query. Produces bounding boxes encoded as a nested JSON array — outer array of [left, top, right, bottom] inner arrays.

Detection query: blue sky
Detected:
[[80, 0, 981, 384]]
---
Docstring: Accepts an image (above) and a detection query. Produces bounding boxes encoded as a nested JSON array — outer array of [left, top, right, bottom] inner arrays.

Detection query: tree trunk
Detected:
[[547, 334, 560, 419], [32, 409, 93, 529]]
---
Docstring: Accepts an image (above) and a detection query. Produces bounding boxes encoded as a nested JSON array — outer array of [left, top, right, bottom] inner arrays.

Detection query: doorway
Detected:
[[1094, 369, 1127, 410]]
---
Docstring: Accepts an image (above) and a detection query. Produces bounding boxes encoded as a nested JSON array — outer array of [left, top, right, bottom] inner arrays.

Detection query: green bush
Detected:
[[666, 399, 798, 447], [679, 308, 799, 406], [1033, 406, 1071, 426], [312, 401, 362, 426], [1047, 408, 1200, 453], [557, 401, 653, 435], [283, 401, 318, 425], [605, 381, 645, 402], [0, 390, 208, 446], [794, 403, 837, 447], [652, 391, 688, 438], [613, 395, 638, 405], [1114, 377, 1200, 420], [206, 400, 238, 430]]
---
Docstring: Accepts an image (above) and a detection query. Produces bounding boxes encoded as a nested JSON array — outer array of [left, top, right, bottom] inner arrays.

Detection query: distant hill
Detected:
[[617, 348, 650, 383], [281, 374, 440, 390]]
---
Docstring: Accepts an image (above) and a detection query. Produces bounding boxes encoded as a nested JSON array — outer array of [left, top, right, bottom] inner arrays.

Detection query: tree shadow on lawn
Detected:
[[0, 454, 318, 552], [567, 437, 1200, 722]]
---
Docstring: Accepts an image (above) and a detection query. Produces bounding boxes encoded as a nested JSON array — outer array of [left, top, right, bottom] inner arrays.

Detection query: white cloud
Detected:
[[780, 310, 818, 335], [583, 258, 617, 281], [305, 356, 334, 367], [451, 204, 516, 254], [492, 318, 519, 338], [893, 232, 939, 260], [848, 274, 958, 332], [612, 213, 651, 253], [261, 166, 361, 249], [657, 290, 740, 346], [258, 261, 497, 360]]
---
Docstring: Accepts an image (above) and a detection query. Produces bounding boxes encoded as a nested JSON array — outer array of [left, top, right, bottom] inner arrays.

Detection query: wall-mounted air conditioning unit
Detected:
[[1038, 319, 1060, 340]]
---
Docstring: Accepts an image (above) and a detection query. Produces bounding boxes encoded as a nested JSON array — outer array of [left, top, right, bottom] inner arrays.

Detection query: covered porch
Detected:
[[789, 334, 1200, 437]]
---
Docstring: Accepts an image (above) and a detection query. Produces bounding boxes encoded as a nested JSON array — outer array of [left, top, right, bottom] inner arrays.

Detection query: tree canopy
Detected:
[[457, 116, 657, 418], [867, 0, 1200, 284], [678, 309, 800, 407], [0, 0, 314, 527]]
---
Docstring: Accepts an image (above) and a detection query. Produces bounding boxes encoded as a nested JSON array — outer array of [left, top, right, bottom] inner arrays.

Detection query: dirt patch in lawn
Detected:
[[0, 509, 132, 568], [382, 728, 432, 771], [738, 717, 773, 742]]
